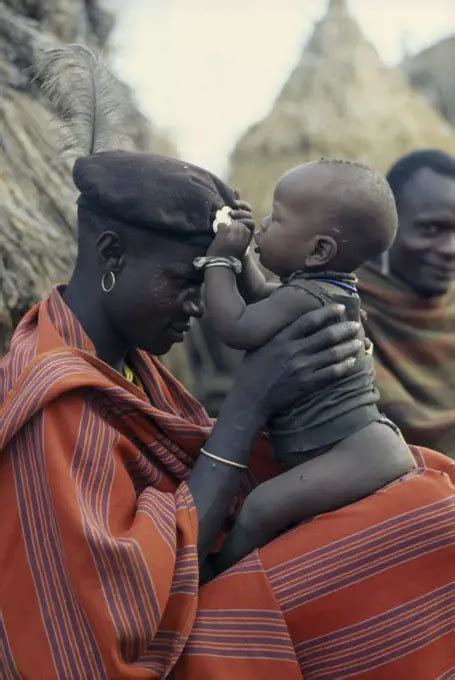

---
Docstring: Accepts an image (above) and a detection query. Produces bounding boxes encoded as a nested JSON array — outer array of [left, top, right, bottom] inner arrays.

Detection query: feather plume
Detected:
[[33, 43, 128, 156]]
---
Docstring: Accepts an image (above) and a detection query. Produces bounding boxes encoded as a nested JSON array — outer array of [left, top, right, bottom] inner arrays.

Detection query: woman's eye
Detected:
[[174, 277, 191, 291], [185, 279, 203, 290]]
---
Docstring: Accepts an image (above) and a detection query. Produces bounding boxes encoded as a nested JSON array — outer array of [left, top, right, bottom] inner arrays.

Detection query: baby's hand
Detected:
[[231, 192, 255, 237], [207, 221, 252, 258]]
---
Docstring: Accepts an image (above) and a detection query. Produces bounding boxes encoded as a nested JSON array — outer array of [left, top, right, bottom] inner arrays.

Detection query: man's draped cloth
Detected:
[[358, 263, 455, 458], [0, 288, 454, 679]]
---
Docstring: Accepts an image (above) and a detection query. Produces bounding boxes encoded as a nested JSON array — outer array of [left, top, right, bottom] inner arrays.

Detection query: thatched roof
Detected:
[[402, 35, 455, 127], [0, 0, 176, 353], [228, 0, 455, 219]]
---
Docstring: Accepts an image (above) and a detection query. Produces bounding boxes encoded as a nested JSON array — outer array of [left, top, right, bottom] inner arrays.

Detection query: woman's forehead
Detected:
[[161, 244, 206, 277]]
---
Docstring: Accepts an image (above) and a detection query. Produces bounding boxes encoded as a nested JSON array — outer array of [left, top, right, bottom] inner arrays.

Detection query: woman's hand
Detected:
[[190, 303, 362, 563], [226, 304, 363, 425]]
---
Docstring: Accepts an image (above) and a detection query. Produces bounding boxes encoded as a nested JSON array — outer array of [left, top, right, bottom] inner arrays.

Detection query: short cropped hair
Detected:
[[386, 150, 455, 208], [316, 158, 399, 264]]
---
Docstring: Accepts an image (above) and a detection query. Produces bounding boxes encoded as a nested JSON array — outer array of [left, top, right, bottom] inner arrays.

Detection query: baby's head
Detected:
[[255, 159, 398, 277]]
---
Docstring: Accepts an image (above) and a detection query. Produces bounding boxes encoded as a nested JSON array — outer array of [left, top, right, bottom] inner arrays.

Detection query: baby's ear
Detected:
[[305, 235, 338, 268]]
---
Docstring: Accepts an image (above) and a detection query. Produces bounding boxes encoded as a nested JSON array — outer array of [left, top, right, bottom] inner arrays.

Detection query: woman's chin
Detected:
[[138, 333, 175, 356]]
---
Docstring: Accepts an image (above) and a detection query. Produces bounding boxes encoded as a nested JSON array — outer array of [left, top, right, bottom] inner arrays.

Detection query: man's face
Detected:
[[105, 234, 206, 355], [389, 168, 455, 297]]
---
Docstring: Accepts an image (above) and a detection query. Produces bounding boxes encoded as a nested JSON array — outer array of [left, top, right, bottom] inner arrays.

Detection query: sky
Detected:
[[104, 0, 455, 177]]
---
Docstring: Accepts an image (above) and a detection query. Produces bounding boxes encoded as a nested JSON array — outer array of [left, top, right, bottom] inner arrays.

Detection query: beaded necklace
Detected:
[[283, 270, 359, 295]]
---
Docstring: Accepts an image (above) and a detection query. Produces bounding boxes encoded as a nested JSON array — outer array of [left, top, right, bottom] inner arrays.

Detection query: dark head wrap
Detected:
[[73, 150, 235, 244]]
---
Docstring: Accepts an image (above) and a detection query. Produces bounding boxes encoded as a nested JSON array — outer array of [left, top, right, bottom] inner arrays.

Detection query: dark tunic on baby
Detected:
[[269, 273, 380, 458]]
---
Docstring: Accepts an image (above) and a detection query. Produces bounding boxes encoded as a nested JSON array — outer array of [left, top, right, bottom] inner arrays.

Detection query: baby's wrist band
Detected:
[[193, 256, 243, 274]]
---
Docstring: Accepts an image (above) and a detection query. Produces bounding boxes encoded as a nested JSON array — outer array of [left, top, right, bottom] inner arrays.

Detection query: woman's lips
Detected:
[[167, 321, 191, 340]]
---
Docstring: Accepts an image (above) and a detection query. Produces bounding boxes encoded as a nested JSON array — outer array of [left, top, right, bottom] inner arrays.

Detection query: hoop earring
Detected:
[[101, 271, 116, 293]]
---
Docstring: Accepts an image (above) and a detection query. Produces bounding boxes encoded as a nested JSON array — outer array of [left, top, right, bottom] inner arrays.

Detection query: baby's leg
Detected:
[[212, 423, 413, 578]]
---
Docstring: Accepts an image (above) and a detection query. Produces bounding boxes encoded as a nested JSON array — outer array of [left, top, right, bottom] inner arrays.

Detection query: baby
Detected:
[[195, 159, 414, 574]]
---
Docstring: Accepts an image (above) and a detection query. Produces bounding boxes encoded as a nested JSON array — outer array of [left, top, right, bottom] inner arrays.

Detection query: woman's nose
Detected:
[[183, 294, 204, 318]]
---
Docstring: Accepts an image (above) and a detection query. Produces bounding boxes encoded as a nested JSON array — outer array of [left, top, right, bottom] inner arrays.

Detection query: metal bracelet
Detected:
[[200, 447, 248, 469], [193, 256, 242, 275], [204, 262, 237, 272]]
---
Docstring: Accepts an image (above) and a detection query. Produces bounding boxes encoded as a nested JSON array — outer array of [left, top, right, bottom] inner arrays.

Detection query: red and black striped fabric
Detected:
[[177, 448, 455, 679], [0, 287, 214, 678], [1, 287, 453, 679]]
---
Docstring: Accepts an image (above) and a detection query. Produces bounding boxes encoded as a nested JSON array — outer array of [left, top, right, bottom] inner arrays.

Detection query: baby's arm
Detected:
[[205, 222, 319, 350], [230, 196, 280, 303], [238, 251, 280, 303], [213, 422, 414, 575]]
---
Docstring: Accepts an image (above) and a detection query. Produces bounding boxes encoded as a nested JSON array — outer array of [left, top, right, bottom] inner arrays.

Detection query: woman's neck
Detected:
[[63, 272, 129, 372]]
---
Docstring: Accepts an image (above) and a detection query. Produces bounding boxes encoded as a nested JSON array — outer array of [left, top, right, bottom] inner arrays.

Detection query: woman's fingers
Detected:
[[281, 305, 356, 342], [292, 338, 362, 372], [300, 359, 358, 392]]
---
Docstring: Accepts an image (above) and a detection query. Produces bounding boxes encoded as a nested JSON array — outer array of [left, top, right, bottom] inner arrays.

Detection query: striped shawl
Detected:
[[0, 288, 215, 679], [177, 448, 455, 679], [358, 264, 455, 458], [1, 287, 454, 679]]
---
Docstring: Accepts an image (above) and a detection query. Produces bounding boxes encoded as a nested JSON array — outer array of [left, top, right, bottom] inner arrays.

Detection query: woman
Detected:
[[0, 150, 366, 679]]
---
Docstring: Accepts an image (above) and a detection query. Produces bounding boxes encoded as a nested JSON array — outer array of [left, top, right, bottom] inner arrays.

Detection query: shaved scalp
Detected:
[[282, 159, 399, 271], [319, 158, 398, 269]]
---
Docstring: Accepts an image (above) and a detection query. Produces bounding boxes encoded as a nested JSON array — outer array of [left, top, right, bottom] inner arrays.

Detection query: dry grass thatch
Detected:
[[402, 34, 455, 127], [0, 0, 176, 354], [229, 0, 455, 220]]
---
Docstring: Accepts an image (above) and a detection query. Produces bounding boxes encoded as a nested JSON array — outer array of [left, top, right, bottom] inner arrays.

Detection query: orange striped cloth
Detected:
[[0, 287, 235, 679], [2, 288, 454, 679], [176, 448, 455, 679]]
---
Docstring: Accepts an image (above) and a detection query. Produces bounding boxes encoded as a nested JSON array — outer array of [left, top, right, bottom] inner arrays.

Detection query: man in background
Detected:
[[359, 149, 455, 457]]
